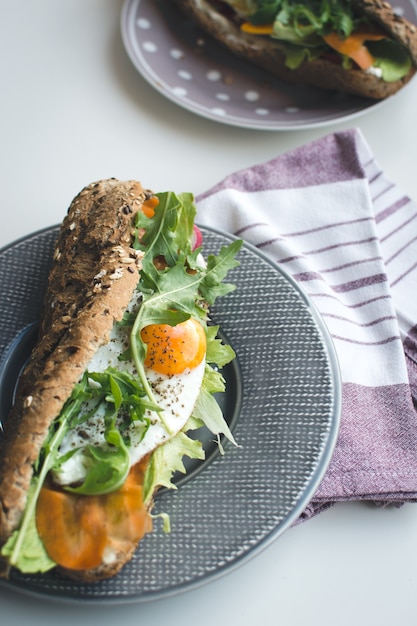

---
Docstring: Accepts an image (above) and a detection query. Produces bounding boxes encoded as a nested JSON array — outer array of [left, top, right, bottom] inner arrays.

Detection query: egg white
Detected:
[[53, 291, 205, 487]]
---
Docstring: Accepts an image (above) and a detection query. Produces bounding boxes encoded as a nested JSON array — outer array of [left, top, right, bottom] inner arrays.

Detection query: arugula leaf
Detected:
[[237, 0, 360, 37], [57, 368, 158, 495], [63, 439, 130, 496], [135, 191, 195, 263], [137, 259, 204, 324], [198, 241, 242, 306]]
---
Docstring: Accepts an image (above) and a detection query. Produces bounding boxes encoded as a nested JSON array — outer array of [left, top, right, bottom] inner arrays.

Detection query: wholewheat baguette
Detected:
[[0, 179, 149, 539], [0, 179, 149, 579], [175, 0, 417, 99]]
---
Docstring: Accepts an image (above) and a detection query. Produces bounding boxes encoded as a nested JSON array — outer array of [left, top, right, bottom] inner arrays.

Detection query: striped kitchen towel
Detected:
[[196, 128, 417, 519]]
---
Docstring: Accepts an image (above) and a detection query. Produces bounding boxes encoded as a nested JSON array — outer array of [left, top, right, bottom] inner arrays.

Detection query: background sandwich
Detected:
[[175, 0, 417, 98]]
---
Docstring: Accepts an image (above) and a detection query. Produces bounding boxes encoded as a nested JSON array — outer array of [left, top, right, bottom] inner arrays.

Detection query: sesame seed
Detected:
[[109, 268, 123, 279], [23, 395, 33, 408]]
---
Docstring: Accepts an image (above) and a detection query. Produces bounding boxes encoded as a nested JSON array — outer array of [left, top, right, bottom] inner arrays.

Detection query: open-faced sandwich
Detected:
[[175, 0, 417, 98], [0, 179, 241, 582]]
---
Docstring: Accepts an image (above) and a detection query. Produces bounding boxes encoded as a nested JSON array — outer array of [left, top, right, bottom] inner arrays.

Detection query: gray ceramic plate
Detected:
[[0, 225, 341, 603], [121, 0, 417, 130]]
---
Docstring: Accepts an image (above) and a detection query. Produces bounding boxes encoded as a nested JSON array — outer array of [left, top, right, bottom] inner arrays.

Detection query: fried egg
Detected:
[[53, 289, 206, 487]]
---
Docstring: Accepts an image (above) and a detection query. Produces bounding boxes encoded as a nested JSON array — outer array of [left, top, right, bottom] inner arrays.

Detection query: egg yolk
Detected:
[[141, 318, 206, 376]]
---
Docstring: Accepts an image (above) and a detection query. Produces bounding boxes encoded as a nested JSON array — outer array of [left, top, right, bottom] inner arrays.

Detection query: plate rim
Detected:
[[0, 224, 341, 604]]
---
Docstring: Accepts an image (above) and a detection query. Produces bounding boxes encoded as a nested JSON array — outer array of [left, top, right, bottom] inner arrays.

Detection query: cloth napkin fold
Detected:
[[195, 128, 417, 520]]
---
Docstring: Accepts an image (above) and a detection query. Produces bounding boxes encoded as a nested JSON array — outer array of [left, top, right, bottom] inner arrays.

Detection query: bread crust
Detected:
[[175, 0, 417, 98], [0, 179, 150, 565], [356, 0, 417, 65]]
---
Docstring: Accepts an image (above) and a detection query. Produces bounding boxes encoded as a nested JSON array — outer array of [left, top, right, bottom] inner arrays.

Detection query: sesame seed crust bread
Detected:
[[356, 0, 417, 65], [0, 179, 150, 571], [62, 543, 138, 583], [175, 0, 417, 99]]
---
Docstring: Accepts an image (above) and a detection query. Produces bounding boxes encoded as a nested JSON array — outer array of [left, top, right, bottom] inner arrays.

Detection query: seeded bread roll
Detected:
[[356, 0, 417, 65], [0, 179, 150, 563], [175, 0, 417, 99]]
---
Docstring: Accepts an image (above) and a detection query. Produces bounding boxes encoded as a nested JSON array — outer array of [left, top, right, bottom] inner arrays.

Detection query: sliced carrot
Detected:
[[322, 30, 386, 70], [36, 488, 108, 570], [142, 195, 159, 218], [240, 21, 387, 71], [36, 459, 152, 571], [240, 22, 274, 35]]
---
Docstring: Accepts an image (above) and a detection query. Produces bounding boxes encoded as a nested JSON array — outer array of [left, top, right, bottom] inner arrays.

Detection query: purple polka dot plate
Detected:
[[120, 0, 417, 130]]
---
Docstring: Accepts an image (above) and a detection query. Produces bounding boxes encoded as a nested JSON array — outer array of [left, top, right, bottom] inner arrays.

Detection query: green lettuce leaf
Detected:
[[367, 39, 412, 82], [143, 431, 205, 504], [205, 325, 236, 368], [192, 382, 238, 452], [1, 480, 55, 573]]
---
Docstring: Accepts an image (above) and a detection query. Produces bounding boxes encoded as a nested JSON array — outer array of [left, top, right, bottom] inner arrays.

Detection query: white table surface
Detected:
[[2, 1, 417, 624]]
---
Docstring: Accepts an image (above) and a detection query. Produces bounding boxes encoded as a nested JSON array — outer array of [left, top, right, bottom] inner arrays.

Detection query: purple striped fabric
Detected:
[[196, 128, 417, 520], [197, 130, 366, 198]]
